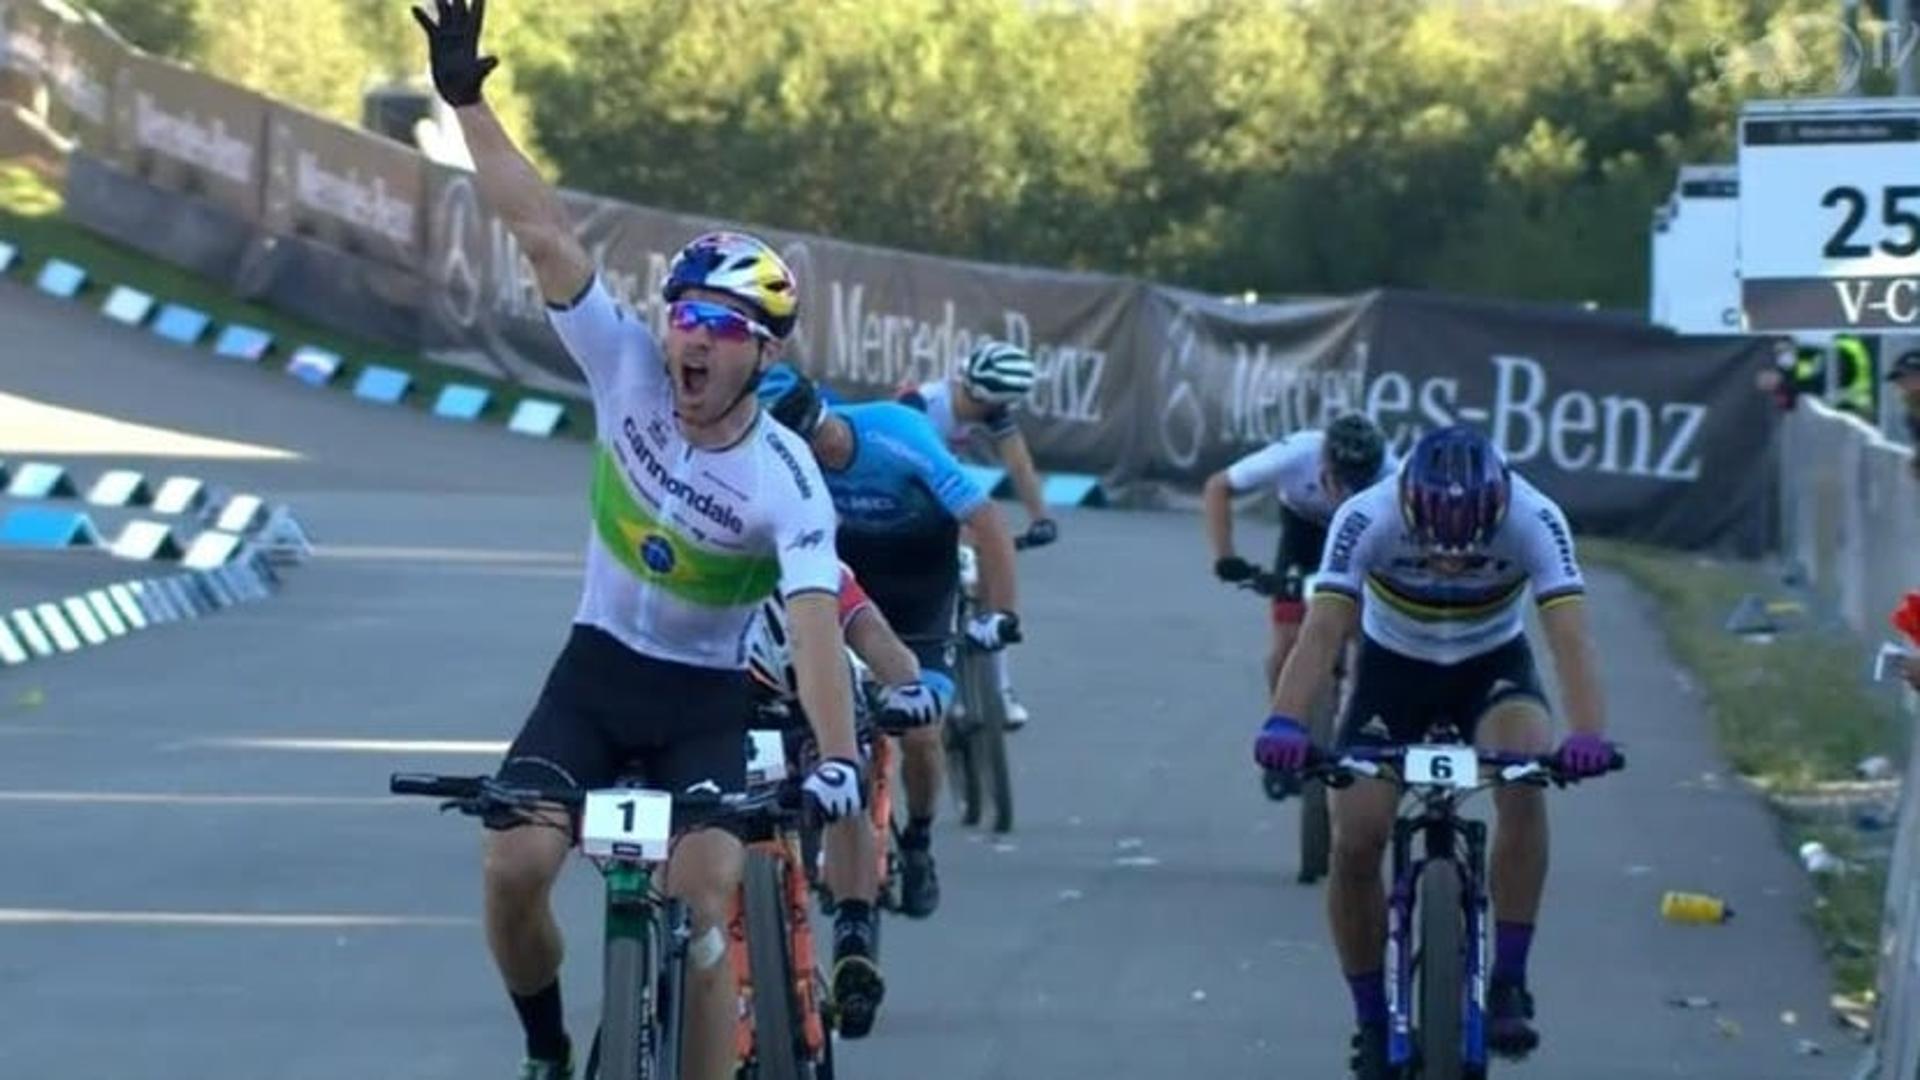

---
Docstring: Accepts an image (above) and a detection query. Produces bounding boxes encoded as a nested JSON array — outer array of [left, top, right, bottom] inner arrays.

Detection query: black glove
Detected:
[[1215, 555, 1256, 583], [1022, 518, 1060, 548], [412, 0, 499, 108]]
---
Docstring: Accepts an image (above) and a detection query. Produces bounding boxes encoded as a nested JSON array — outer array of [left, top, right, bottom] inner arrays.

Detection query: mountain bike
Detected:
[[943, 536, 1032, 835], [1240, 567, 1347, 884], [387, 772, 796, 1080], [1296, 735, 1624, 1079], [736, 728, 837, 1080]]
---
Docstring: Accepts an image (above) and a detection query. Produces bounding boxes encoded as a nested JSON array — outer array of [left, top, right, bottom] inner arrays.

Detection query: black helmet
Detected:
[[1324, 413, 1387, 492]]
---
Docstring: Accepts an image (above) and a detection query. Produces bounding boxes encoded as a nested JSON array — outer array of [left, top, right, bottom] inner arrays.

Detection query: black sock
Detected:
[[835, 899, 875, 932], [902, 816, 933, 849], [511, 980, 569, 1064]]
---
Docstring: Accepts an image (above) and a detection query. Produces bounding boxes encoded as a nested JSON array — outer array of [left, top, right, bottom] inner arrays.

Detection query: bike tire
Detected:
[[1417, 861, 1467, 1080], [593, 908, 668, 1080], [948, 657, 985, 827], [1297, 676, 1338, 884], [744, 852, 806, 1080], [967, 650, 1015, 834]]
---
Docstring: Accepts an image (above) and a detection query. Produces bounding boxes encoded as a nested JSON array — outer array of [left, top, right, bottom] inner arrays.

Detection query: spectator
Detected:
[[1757, 337, 1824, 411]]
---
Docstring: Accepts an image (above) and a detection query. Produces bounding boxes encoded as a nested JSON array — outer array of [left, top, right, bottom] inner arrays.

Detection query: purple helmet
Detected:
[[1399, 425, 1510, 554]]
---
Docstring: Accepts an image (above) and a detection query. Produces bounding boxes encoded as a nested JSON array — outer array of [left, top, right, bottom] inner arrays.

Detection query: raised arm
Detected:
[[413, 0, 589, 305]]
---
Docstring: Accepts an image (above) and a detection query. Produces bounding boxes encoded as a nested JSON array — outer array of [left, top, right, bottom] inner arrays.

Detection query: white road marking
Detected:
[[0, 908, 472, 928]]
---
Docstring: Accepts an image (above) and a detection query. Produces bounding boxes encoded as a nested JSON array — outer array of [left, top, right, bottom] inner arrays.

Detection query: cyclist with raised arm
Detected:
[[757, 363, 1023, 922], [898, 340, 1052, 727], [741, 562, 952, 1038], [1252, 425, 1615, 1079], [412, 6, 862, 1079]]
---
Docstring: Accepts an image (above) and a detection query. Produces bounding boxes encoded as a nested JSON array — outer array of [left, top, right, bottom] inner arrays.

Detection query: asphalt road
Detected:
[[0, 280, 1857, 1079]]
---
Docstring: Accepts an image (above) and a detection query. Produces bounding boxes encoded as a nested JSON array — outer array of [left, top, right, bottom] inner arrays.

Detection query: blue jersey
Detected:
[[820, 401, 987, 595]]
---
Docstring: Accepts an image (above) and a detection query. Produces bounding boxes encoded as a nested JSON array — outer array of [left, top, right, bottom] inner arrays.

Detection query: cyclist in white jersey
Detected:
[[1252, 425, 1616, 1080], [1205, 414, 1396, 694], [898, 341, 1053, 726], [415, 7, 861, 1079]]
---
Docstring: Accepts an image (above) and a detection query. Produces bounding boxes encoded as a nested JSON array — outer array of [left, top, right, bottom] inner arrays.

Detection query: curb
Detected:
[[0, 549, 282, 669], [2, 239, 573, 440]]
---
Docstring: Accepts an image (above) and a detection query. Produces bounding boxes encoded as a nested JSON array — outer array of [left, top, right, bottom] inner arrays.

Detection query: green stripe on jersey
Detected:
[[591, 446, 780, 608]]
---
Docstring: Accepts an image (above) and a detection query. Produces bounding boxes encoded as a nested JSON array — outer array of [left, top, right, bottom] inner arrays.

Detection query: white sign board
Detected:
[[1649, 165, 1742, 335], [1738, 97, 1920, 331]]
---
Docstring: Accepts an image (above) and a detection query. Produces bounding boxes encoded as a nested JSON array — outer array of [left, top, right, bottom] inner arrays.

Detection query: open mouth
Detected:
[[679, 359, 710, 398]]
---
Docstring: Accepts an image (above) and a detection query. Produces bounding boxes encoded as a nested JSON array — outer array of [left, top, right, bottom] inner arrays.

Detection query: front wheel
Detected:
[[962, 646, 1014, 834], [589, 900, 681, 1080], [744, 853, 805, 1080], [1416, 861, 1467, 1080], [1296, 673, 1339, 884]]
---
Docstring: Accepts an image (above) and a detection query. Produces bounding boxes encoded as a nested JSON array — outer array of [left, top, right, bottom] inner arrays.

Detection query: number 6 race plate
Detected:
[[1403, 746, 1478, 789], [581, 789, 674, 861]]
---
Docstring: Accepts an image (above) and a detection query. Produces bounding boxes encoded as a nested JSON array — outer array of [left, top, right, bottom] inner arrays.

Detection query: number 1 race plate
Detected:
[[581, 789, 674, 861], [1403, 746, 1479, 789]]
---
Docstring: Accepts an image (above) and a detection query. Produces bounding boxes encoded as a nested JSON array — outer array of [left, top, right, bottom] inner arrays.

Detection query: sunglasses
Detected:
[[669, 300, 774, 343]]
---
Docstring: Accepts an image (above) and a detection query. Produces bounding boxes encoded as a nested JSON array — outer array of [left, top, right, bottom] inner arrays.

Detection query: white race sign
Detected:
[[1402, 746, 1479, 789], [580, 788, 674, 861], [1738, 97, 1920, 331]]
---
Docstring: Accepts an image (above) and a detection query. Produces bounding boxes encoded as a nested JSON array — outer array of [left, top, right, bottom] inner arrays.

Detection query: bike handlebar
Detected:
[[1234, 571, 1288, 598], [388, 773, 804, 833], [1294, 745, 1626, 789]]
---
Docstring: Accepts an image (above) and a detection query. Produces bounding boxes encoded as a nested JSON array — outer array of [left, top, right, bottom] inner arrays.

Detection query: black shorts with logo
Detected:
[[491, 625, 751, 829], [848, 564, 960, 683], [1273, 506, 1329, 602], [1335, 633, 1549, 748]]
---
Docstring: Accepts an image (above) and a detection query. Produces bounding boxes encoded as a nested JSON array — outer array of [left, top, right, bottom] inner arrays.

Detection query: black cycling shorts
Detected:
[[853, 568, 959, 683], [1335, 633, 1549, 749], [1272, 506, 1329, 602], [491, 625, 751, 829]]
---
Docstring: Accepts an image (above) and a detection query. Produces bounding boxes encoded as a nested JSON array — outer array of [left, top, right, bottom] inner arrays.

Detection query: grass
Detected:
[[1584, 537, 1908, 999], [0, 161, 588, 440]]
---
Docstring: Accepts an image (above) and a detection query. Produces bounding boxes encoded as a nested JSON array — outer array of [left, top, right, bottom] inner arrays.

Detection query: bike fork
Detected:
[[1386, 823, 1417, 1068], [1462, 820, 1491, 1073]]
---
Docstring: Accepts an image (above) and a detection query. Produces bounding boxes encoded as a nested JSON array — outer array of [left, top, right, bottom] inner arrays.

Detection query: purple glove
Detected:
[[1254, 715, 1312, 771], [1556, 732, 1614, 777]]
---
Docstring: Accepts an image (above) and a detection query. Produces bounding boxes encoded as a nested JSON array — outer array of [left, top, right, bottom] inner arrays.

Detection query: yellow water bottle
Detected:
[[1661, 891, 1733, 925]]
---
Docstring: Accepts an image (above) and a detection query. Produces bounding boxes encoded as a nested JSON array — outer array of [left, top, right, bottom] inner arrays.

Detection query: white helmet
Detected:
[[744, 594, 866, 702], [960, 341, 1036, 405]]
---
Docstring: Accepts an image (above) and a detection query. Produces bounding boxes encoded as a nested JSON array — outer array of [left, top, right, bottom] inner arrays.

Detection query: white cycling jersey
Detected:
[[1312, 471, 1585, 665], [1224, 430, 1400, 526], [905, 379, 1018, 450], [548, 275, 842, 670]]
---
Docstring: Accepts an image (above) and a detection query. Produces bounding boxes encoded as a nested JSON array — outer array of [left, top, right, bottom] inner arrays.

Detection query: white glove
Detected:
[[802, 756, 864, 821], [966, 611, 1022, 651], [878, 682, 942, 730]]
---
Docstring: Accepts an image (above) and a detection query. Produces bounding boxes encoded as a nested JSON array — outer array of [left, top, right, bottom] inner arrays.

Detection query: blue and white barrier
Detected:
[[213, 324, 274, 362], [34, 258, 86, 298], [0, 552, 281, 669], [101, 285, 155, 326], [508, 398, 568, 437], [6, 461, 77, 499]]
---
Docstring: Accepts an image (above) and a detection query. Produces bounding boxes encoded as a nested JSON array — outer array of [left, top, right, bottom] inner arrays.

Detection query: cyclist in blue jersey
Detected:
[[756, 364, 1024, 933]]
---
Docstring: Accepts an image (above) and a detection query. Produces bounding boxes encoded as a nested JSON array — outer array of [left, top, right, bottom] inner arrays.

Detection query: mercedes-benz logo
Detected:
[[434, 172, 481, 329], [1156, 303, 1207, 471]]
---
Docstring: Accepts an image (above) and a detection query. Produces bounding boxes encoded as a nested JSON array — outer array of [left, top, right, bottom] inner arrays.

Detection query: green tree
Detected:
[[79, 0, 201, 60]]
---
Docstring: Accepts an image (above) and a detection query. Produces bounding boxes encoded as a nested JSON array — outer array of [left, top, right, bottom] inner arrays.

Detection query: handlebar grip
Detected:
[[389, 773, 477, 798], [1607, 749, 1627, 772]]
